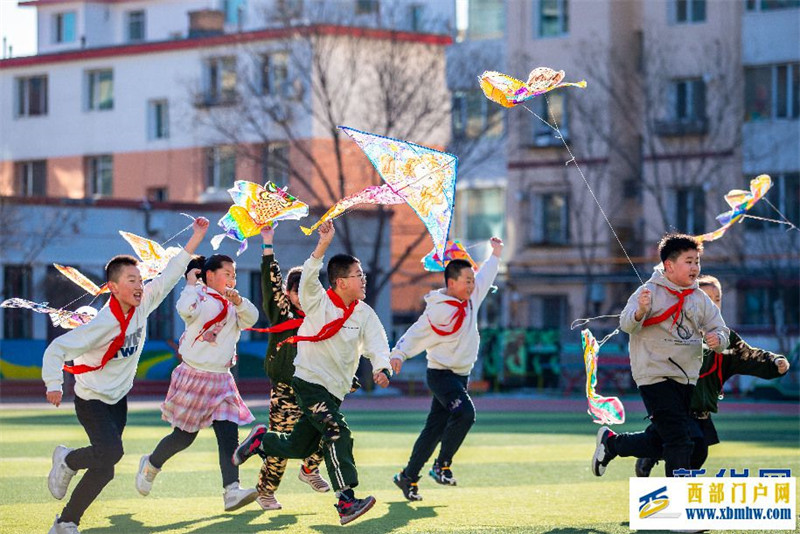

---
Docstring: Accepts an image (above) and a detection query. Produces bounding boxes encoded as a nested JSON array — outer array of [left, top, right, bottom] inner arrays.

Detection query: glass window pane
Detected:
[[540, 0, 560, 37], [63, 12, 76, 42], [792, 64, 799, 118], [465, 91, 484, 138], [16, 78, 26, 116], [744, 67, 772, 121], [676, 0, 688, 22], [776, 65, 788, 117], [691, 0, 706, 21], [98, 71, 113, 109]]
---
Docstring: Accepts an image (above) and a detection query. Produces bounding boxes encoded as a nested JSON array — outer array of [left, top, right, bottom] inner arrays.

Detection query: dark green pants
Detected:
[[259, 378, 357, 491]]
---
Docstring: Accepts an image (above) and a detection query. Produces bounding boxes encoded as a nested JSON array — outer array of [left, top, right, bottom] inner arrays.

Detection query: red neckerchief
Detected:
[[278, 289, 358, 348], [428, 299, 470, 336], [246, 310, 305, 334], [63, 295, 135, 375], [193, 289, 229, 344], [642, 286, 695, 330], [699, 351, 724, 388]]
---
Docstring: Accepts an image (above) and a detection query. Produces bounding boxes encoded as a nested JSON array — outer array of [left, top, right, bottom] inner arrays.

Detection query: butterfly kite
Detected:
[[211, 181, 309, 255], [582, 329, 625, 425], [0, 298, 97, 329], [479, 67, 587, 108], [421, 240, 477, 272], [302, 126, 458, 262], [696, 174, 772, 243], [56, 231, 184, 297]]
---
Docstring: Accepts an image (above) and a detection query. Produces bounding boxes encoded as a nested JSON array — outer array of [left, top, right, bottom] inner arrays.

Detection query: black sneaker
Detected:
[[335, 495, 376, 525], [429, 460, 457, 486], [635, 457, 658, 477], [232, 424, 267, 466], [591, 425, 617, 476], [393, 471, 422, 501]]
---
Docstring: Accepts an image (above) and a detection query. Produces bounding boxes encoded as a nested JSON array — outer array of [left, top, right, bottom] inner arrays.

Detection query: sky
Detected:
[[0, 0, 38, 58]]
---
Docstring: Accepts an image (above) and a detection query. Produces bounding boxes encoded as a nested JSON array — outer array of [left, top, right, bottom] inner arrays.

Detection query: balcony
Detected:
[[193, 92, 239, 108], [654, 117, 709, 137]]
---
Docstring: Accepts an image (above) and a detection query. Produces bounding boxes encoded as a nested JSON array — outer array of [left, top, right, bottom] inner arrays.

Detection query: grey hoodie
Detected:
[[620, 265, 729, 387]]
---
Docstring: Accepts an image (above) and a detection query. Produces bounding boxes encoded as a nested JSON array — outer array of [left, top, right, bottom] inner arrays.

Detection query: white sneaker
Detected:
[[48, 515, 80, 534], [48, 445, 77, 500], [223, 483, 258, 511], [256, 492, 282, 510], [298, 466, 331, 492], [135, 454, 161, 496]]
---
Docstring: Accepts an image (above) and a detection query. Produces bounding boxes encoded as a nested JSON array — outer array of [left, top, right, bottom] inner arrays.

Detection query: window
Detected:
[[532, 92, 567, 146], [87, 69, 113, 110], [223, 0, 247, 25], [147, 294, 174, 340], [741, 285, 799, 327], [673, 186, 706, 234], [15, 161, 46, 197], [465, 188, 504, 240], [263, 142, 289, 186], [452, 90, 503, 140], [528, 295, 568, 329], [746, 0, 800, 11], [673, 79, 706, 120], [249, 271, 269, 340], [148, 99, 169, 140], [15, 75, 48, 117], [672, 0, 706, 23], [529, 193, 569, 244], [202, 57, 237, 106], [54, 12, 76, 43], [206, 146, 237, 190], [745, 172, 799, 231], [86, 155, 113, 197], [467, 0, 504, 40], [538, 0, 568, 38], [147, 187, 168, 202], [126, 10, 145, 42], [356, 0, 379, 15], [745, 63, 800, 121], [3, 266, 33, 339], [277, 0, 303, 18], [261, 51, 290, 97], [409, 4, 424, 32]]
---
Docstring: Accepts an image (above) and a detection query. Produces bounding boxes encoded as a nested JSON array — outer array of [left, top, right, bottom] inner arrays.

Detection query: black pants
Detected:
[[61, 396, 127, 525], [612, 379, 695, 476], [404, 369, 475, 480], [149, 420, 239, 487]]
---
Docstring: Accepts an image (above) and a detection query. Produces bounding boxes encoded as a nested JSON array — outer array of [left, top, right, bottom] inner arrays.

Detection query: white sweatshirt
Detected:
[[293, 255, 391, 400], [176, 283, 259, 373], [392, 255, 499, 376], [42, 250, 191, 404]]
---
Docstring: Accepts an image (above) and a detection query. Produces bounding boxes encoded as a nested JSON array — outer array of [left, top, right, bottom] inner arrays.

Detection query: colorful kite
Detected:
[[421, 240, 477, 272], [211, 181, 309, 255], [0, 298, 96, 329], [582, 329, 625, 425], [328, 126, 458, 261], [54, 264, 107, 296], [479, 67, 587, 108], [697, 174, 773, 243], [300, 184, 406, 235]]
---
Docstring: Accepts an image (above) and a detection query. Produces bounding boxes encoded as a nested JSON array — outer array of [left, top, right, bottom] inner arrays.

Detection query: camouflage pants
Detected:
[[256, 381, 325, 494]]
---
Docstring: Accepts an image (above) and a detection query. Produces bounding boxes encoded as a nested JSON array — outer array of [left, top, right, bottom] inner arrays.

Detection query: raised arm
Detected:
[[473, 237, 503, 305], [299, 222, 335, 314], [260, 225, 293, 324]]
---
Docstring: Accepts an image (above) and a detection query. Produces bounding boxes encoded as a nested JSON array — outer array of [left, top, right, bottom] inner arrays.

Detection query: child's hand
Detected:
[[390, 357, 403, 375], [46, 391, 62, 407], [373, 369, 389, 388], [192, 217, 210, 235], [705, 332, 721, 351], [635, 289, 652, 320], [489, 237, 504, 257], [260, 224, 275, 243], [224, 288, 243, 306], [318, 221, 335, 243], [776, 358, 790, 374], [186, 268, 201, 285]]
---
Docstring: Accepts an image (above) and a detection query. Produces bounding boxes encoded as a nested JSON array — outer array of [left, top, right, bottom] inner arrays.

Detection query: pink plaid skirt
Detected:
[[161, 362, 254, 433]]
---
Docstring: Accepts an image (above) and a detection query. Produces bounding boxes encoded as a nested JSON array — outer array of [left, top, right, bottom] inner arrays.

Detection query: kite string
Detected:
[[761, 199, 799, 232], [521, 99, 645, 286], [570, 314, 622, 330], [741, 213, 798, 228]]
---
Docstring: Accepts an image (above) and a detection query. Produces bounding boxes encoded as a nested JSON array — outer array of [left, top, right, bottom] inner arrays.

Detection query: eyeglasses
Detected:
[[343, 273, 367, 281]]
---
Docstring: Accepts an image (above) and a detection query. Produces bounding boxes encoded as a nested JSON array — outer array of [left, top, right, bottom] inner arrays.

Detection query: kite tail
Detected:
[[210, 233, 226, 250], [300, 225, 317, 236]]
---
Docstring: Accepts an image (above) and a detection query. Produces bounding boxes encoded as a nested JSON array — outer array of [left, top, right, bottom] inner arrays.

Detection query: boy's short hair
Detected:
[[185, 255, 205, 278], [697, 274, 722, 293], [201, 254, 235, 283], [105, 255, 139, 282], [658, 233, 703, 264], [445, 259, 473, 285], [327, 254, 359, 287], [285, 266, 303, 293]]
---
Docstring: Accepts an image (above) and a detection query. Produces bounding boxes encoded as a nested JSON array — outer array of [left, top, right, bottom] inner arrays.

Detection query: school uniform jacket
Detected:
[[176, 283, 259, 373], [620, 265, 730, 387], [292, 255, 391, 401], [391, 255, 499, 376], [42, 250, 192, 404]]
